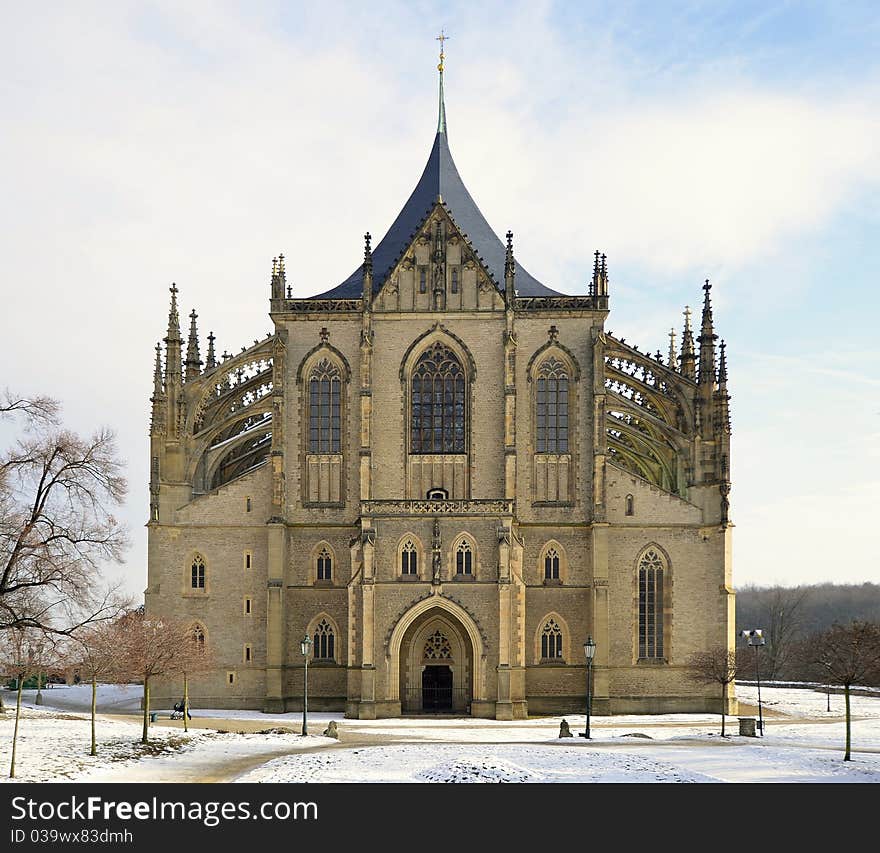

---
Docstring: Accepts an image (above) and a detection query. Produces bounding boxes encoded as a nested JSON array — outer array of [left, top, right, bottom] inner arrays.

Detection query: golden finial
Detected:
[[436, 29, 449, 72]]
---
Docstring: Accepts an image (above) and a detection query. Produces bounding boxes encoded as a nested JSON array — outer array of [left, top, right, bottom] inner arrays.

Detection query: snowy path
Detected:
[[3, 684, 880, 783]]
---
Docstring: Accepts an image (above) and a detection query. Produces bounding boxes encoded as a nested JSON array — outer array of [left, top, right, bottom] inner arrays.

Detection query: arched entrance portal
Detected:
[[398, 608, 474, 714]]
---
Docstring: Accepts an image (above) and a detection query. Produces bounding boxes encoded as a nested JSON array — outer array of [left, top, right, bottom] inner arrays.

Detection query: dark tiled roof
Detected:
[[311, 128, 559, 299]]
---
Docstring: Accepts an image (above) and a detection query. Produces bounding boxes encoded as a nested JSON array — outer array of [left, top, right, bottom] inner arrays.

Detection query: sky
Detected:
[[2, 1, 879, 596]]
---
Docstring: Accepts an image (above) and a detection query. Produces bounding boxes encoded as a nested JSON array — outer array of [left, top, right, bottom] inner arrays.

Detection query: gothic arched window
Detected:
[[638, 548, 666, 659], [625, 494, 635, 516], [308, 359, 341, 453], [544, 547, 560, 580], [455, 539, 473, 575], [536, 357, 569, 453], [313, 619, 335, 660], [401, 540, 418, 575], [541, 619, 563, 659], [316, 547, 332, 582], [191, 554, 206, 589], [411, 343, 466, 454]]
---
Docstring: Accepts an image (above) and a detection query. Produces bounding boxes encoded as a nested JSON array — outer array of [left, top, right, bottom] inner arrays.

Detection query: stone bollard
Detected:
[[558, 719, 573, 738], [323, 720, 339, 739]]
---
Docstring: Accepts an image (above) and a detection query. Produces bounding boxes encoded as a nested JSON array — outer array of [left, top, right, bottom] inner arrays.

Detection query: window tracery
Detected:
[[411, 343, 466, 454], [423, 630, 452, 660], [638, 548, 665, 659]]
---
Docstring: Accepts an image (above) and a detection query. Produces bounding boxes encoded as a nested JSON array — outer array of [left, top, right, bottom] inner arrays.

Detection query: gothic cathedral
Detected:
[[146, 55, 735, 719]]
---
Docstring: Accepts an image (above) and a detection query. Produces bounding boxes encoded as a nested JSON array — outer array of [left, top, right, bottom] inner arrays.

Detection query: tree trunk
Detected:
[[90, 674, 97, 756], [720, 684, 726, 737], [10, 677, 24, 778], [844, 683, 851, 761], [142, 677, 150, 745], [183, 672, 189, 733]]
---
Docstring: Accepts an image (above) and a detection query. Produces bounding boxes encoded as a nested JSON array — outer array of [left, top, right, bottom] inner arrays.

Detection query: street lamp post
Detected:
[[741, 629, 766, 736], [300, 634, 312, 737], [579, 636, 597, 739]]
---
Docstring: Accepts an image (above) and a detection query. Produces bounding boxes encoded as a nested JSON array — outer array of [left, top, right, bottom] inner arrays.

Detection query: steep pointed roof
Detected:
[[312, 64, 558, 299]]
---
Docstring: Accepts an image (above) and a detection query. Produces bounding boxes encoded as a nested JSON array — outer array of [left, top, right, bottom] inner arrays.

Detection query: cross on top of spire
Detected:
[[436, 29, 449, 71]]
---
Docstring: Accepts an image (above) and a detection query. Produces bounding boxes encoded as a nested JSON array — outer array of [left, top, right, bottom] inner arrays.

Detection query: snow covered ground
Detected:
[[1, 683, 878, 783]]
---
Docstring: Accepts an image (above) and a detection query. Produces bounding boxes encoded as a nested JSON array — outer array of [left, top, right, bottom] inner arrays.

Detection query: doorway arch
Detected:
[[386, 597, 484, 711]]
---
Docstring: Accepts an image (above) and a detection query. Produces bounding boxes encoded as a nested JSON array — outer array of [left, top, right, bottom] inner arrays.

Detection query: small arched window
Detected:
[[401, 540, 418, 575], [191, 554, 206, 590], [455, 540, 473, 575], [308, 359, 341, 453], [625, 494, 635, 516], [541, 619, 563, 659], [451, 268, 459, 293], [544, 547, 560, 580], [316, 547, 332, 581], [638, 548, 665, 659], [313, 619, 335, 660], [536, 357, 569, 453], [411, 343, 466, 454]]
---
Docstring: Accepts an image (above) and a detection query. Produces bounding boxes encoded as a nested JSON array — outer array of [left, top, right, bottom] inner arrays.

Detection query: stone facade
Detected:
[[145, 71, 735, 718]]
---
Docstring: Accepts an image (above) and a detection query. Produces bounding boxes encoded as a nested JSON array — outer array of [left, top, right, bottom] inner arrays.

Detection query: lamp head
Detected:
[[583, 636, 597, 661], [300, 634, 312, 657]]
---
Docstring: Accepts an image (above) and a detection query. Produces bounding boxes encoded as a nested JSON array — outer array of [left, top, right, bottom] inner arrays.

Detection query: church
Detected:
[[146, 47, 735, 719]]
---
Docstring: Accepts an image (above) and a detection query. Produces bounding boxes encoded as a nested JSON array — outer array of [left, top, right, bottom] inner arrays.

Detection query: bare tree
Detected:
[[0, 390, 60, 425], [72, 623, 123, 756], [0, 392, 130, 635], [807, 621, 880, 761], [0, 628, 57, 778], [113, 612, 204, 744], [687, 646, 738, 736], [762, 586, 811, 680]]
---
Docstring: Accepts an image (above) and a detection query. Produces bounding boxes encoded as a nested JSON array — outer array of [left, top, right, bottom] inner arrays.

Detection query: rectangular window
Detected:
[[419, 267, 427, 293], [245, 497, 252, 513], [227, 671, 236, 685], [244, 551, 252, 570], [244, 644, 252, 664], [244, 597, 252, 615], [451, 268, 459, 293]]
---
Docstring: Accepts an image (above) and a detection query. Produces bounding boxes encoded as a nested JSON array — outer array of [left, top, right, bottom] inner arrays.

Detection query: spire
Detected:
[[152, 342, 163, 398], [505, 230, 515, 306], [185, 309, 202, 380], [271, 254, 287, 300], [163, 283, 182, 387], [715, 339, 731, 434], [698, 279, 717, 386], [362, 232, 373, 304], [591, 250, 609, 297], [166, 282, 181, 341], [436, 30, 449, 135], [205, 331, 217, 372], [150, 342, 166, 437], [717, 338, 728, 384], [667, 327, 678, 372], [680, 305, 696, 381]]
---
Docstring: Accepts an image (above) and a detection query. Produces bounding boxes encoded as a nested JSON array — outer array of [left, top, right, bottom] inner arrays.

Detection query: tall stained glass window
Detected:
[[411, 343, 466, 454]]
